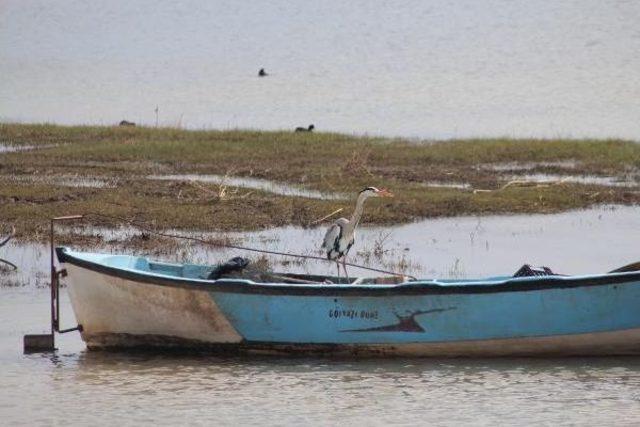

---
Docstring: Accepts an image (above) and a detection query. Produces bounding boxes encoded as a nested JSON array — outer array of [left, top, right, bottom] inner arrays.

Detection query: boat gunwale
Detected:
[[56, 247, 640, 297]]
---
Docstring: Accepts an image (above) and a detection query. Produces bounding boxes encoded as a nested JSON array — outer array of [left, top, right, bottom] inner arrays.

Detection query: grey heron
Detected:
[[321, 187, 393, 283]]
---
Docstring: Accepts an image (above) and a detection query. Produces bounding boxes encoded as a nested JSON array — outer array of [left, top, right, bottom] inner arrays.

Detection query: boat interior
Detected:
[[73, 252, 580, 286], [90, 253, 411, 285]]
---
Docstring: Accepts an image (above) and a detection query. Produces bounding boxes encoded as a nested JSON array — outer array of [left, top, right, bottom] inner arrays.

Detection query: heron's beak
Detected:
[[377, 188, 394, 197]]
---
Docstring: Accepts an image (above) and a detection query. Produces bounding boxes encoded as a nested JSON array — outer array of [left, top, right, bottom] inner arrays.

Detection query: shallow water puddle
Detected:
[[483, 160, 579, 172], [512, 173, 639, 188], [0, 143, 58, 153], [147, 174, 345, 200], [421, 182, 471, 190], [1, 174, 117, 188]]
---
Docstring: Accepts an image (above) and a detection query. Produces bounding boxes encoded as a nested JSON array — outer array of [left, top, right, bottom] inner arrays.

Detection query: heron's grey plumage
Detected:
[[322, 218, 353, 261], [320, 187, 392, 283]]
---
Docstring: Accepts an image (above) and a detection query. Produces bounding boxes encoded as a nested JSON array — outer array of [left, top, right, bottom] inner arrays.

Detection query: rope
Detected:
[[79, 212, 414, 278]]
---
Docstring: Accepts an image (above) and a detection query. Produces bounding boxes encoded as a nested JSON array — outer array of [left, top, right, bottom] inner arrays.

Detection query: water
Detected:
[[2, 0, 640, 140], [3, 290, 640, 426], [0, 144, 58, 153], [147, 174, 345, 200], [422, 182, 472, 190], [513, 173, 639, 188], [484, 161, 580, 172], [3, 205, 640, 286], [4, 291, 640, 425], [3, 206, 640, 424], [2, 174, 116, 189]]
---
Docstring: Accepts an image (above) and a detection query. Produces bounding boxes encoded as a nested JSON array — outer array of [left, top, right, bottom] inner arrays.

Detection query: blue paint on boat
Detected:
[[55, 248, 640, 352], [210, 282, 640, 344]]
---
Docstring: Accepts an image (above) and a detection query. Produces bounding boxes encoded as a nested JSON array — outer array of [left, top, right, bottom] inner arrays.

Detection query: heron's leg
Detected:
[[336, 260, 341, 283], [342, 257, 350, 284]]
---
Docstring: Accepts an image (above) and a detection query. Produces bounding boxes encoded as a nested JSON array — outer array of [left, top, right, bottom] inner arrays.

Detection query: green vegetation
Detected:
[[1, 123, 639, 240]]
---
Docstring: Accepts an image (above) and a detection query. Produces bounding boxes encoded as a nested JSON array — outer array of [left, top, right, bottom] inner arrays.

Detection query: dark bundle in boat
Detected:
[[205, 257, 273, 282]]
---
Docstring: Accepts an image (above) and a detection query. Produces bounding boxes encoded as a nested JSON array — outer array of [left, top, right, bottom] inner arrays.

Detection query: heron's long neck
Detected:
[[349, 193, 368, 228]]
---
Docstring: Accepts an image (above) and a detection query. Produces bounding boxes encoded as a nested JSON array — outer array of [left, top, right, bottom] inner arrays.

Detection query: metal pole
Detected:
[[51, 215, 84, 334], [50, 219, 56, 340], [25, 214, 84, 353]]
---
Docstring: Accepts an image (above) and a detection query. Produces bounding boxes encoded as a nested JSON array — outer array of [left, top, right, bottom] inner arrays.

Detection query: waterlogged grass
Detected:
[[1, 123, 640, 240]]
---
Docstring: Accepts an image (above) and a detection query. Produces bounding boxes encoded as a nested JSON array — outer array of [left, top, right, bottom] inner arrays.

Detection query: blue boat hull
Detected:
[[56, 248, 640, 357], [211, 283, 640, 345]]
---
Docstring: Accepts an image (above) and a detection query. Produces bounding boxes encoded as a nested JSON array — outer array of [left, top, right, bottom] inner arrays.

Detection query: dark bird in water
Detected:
[[258, 68, 268, 77], [321, 187, 393, 283], [295, 124, 315, 132], [119, 120, 136, 127]]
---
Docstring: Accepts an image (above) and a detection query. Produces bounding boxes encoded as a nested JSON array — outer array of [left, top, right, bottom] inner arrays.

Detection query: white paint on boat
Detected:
[[63, 264, 243, 346]]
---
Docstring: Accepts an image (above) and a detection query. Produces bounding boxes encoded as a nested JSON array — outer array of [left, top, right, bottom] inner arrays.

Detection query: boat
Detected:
[[56, 247, 640, 357]]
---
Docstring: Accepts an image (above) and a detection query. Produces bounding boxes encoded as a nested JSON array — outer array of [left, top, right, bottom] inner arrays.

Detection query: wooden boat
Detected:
[[56, 247, 640, 357]]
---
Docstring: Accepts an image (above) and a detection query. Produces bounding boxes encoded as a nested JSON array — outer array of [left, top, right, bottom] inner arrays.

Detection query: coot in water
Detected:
[[295, 124, 314, 132]]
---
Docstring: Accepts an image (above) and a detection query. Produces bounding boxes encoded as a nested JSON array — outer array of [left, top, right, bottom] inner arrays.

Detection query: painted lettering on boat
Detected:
[[341, 307, 457, 333], [329, 308, 379, 320]]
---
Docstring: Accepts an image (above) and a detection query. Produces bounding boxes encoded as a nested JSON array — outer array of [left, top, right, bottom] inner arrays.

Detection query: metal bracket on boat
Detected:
[[23, 215, 85, 353]]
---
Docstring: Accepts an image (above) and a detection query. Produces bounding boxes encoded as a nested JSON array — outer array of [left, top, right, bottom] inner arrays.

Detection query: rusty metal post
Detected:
[[50, 218, 56, 337], [24, 214, 84, 353], [51, 215, 84, 335]]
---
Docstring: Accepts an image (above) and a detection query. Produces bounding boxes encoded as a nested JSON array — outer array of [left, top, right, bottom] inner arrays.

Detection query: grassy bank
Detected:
[[1, 123, 639, 240]]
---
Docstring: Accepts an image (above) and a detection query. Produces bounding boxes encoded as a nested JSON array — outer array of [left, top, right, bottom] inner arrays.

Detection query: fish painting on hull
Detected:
[[341, 307, 456, 333]]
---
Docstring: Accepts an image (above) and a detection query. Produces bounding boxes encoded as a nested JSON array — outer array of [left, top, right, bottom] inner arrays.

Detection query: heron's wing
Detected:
[[321, 223, 342, 252]]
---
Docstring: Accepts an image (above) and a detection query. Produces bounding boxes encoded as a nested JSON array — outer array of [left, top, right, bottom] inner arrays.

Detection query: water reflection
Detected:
[[16, 344, 640, 425]]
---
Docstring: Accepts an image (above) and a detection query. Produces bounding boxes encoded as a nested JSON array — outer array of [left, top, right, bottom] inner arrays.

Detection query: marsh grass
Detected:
[[2, 123, 640, 241]]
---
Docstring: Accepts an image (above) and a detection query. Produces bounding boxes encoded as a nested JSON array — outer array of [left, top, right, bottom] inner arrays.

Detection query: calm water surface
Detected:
[[1, 0, 639, 139], [2, 206, 640, 424], [2, 297, 640, 426]]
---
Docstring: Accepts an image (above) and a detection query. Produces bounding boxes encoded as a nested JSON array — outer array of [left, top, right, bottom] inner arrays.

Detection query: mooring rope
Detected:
[[78, 212, 414, 279]]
